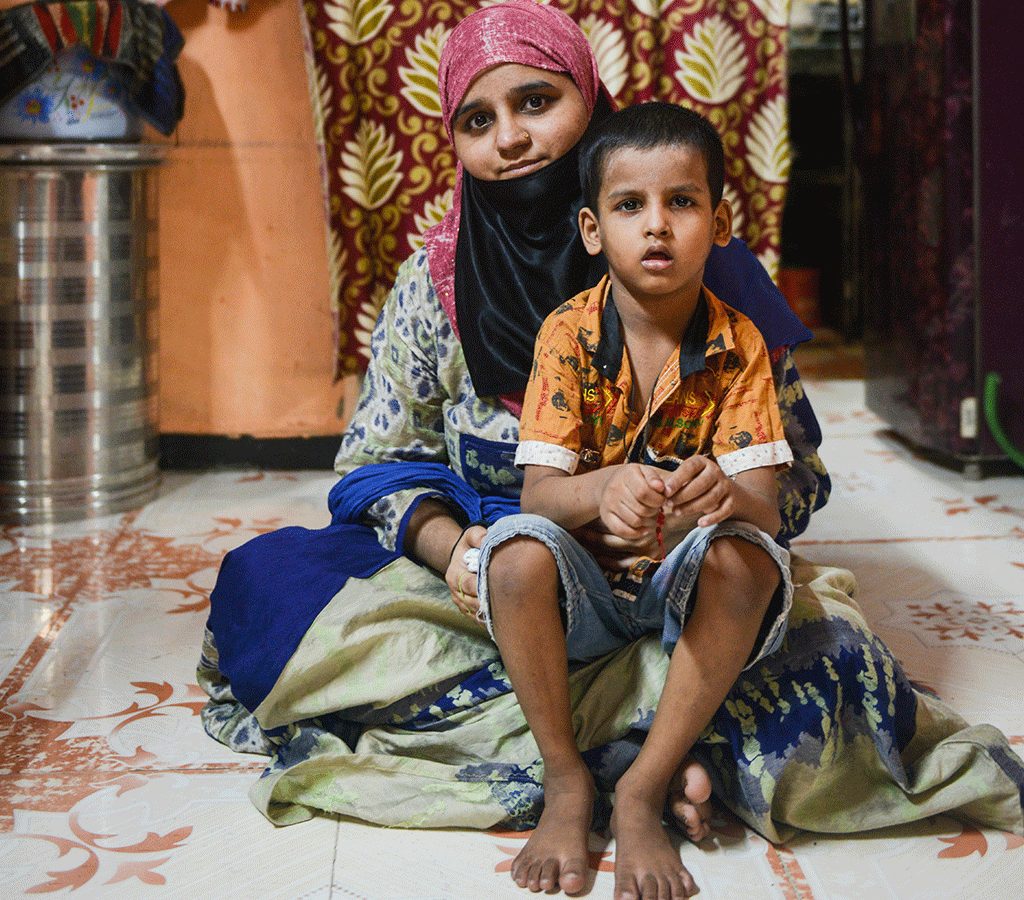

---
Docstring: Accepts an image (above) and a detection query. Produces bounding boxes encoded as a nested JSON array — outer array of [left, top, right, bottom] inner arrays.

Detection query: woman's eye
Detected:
[[466, 112, 491, 131], [523, 95, 549, 112]]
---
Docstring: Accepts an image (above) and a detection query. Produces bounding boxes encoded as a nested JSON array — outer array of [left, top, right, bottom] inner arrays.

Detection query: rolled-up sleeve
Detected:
[[515, 310, 585, 473], [712, 329, 793, 477]]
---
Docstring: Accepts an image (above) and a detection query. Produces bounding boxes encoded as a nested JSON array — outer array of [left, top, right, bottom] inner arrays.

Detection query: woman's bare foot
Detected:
[[510, 763, 595, 894], [610, 785, 699, 899], [666, 757, 712, 842]]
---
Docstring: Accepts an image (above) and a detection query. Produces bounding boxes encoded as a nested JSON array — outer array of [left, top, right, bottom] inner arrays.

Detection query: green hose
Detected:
[[983, 372, 1024, 471]]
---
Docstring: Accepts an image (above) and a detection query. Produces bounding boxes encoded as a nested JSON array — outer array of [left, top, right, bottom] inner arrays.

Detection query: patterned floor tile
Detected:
[[132, 471, 337, 537], [0, 520, 131, 604], [0, 509, 266, 776], [0, 597, 63, 684], [3, 591, 256, 774], [802, 380, 882, 439], [797, 434, 1024, 543], [794, 506, 1024, 742], [331, 813, 804, 899], [0, 772, 336, 897], [784, 818, 1024, 900]]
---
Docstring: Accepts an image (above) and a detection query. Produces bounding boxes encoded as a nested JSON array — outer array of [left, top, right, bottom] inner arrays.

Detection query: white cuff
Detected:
[[717, 440, 793, 477], [514, 440, 579, 474]]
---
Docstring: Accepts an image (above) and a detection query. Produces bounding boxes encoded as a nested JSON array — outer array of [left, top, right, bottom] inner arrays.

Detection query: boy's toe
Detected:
[[511, 860, 527, 887], [560, 858, 587, 894], [613, 875, 640, 900], [538, 858, 559, 891], [526, 860, 545, 892], [673, 868, 698, 898]]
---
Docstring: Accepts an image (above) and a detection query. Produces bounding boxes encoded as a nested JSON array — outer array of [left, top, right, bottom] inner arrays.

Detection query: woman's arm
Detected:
[[334, 252, 463, 554], [704, 238, 812, 351], [702, 239, 827, 537], [404, 499, 465, 572], [773, 348, 831, 541], [403, 499, 487, 615], [331, 252, 494, 614]]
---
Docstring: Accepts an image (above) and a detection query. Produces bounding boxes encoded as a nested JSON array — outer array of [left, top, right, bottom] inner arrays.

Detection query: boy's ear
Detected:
[[578, 207, 603, 256], [712, 198, 733, 247]]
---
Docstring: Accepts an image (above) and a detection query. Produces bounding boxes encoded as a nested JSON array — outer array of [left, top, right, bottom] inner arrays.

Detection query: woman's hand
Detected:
[[445, 524, 487, 617]]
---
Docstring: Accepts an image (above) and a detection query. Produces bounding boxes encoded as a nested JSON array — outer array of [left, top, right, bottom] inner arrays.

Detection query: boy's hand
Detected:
[[598, 464, 666, 541], [662, 455, 736, 529], [574, 521, 661, 570], [445, 524, 487, 617]]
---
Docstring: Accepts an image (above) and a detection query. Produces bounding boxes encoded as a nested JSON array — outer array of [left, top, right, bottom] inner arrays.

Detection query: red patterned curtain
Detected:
[[301, 0, 791, 377]]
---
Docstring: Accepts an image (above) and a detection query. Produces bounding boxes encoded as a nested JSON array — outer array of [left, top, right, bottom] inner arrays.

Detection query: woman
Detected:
[[200, 0, 1024, 889]]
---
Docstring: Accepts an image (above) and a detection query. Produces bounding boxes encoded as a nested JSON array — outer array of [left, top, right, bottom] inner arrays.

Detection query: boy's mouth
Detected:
[[641, 247, 673, 271]]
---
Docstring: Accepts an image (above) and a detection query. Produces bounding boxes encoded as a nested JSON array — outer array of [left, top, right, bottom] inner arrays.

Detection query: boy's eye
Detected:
[[671, 195, 694, 207], [616, 198, 641, 212]]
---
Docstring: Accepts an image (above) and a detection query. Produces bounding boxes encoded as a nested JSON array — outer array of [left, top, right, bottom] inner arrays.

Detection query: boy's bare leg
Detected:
[[488, 537, 594, 896], [611, 537, 780, 900]]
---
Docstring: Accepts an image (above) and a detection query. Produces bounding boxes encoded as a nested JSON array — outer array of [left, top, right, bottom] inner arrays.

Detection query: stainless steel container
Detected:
[[0, 143, 164, 523]]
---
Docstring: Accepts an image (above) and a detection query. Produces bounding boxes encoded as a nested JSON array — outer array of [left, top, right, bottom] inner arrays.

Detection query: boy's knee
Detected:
[[487, 536, 558, 603], [701, 536, 780, 612]]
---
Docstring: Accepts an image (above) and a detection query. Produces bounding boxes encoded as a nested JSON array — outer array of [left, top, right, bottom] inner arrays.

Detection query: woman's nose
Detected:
[[495, 117, 530, 153]]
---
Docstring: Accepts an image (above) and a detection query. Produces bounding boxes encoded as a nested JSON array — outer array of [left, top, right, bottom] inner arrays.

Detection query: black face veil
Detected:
[[453, 95, 612, 399]]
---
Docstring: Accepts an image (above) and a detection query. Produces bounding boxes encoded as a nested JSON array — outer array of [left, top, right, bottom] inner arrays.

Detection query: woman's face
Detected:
[[450, 64, 590, 181]]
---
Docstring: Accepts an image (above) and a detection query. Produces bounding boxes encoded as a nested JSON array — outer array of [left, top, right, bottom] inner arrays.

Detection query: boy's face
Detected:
[[578, 144, 732, 306]]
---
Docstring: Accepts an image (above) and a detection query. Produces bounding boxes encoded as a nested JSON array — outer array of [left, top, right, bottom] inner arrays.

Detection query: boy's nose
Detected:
[[644, 212, 670, 237]]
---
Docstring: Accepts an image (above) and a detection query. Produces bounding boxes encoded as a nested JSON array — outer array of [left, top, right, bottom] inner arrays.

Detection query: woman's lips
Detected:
[[500, 158, 545, 177]]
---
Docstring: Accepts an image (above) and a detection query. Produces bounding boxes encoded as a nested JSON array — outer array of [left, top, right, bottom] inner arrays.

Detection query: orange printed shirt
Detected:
[[515, 276, 793, 478]]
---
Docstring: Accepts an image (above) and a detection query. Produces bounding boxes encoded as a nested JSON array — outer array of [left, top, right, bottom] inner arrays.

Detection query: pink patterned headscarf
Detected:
[[423, 0, 610, 342]]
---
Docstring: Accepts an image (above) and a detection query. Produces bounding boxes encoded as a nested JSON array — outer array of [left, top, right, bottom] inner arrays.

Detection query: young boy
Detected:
[[476, 103, 795, 900]]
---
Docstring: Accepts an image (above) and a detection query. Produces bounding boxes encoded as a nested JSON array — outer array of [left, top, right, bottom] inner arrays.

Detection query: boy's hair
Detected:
[[578, 101, 725, 211]]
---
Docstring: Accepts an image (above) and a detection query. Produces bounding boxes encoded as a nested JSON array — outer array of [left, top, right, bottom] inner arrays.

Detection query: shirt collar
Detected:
[[591, 279, 734, 382]]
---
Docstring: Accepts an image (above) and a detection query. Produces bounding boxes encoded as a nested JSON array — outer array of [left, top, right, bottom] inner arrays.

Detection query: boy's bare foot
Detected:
[[610, 786, 699, 899], [510, 763, 594, 894], [666, 757, 712, 842]]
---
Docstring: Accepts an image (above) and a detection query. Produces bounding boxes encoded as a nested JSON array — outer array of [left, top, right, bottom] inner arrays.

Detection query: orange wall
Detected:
[[156, 0, 354, 438]]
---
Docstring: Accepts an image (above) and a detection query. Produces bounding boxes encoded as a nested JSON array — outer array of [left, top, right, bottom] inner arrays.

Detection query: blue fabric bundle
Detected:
[[209, 463, 519, 713]]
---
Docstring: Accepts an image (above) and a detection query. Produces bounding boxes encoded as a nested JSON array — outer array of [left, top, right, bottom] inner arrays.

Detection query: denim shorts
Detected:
[[476, 513, 792, 664]]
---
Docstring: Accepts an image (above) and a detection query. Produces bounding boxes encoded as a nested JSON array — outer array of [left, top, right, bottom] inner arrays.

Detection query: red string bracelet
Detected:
[[656, 510, 666, 560]]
